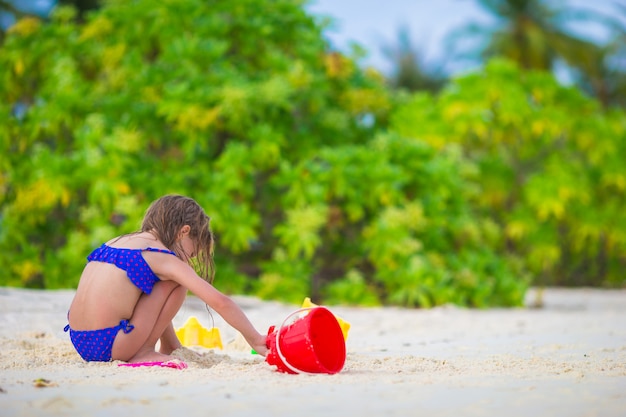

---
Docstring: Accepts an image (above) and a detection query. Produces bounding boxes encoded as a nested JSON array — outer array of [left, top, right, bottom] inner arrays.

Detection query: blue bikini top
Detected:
[[87, 244, 177, 294]]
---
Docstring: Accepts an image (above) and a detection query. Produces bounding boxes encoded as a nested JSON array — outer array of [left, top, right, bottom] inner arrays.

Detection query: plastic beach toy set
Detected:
[[175, 298, 350, 374]]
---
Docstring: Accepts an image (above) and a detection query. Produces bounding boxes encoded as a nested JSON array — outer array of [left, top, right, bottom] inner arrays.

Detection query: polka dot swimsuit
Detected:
[[64, 319, 135, 362], [64, 244, 177, 362], [87, 244, 177, 294]]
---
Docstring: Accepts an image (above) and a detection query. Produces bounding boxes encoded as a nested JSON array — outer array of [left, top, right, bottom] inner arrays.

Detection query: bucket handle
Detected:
[[274, 307, 317, 375]]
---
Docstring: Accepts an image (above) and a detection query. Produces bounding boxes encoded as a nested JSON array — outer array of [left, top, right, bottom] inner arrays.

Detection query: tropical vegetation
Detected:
[[0, 0, 624, 308]]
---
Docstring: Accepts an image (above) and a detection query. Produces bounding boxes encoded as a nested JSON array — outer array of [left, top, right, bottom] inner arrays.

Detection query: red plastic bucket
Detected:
[[266, 307, 346, 374]]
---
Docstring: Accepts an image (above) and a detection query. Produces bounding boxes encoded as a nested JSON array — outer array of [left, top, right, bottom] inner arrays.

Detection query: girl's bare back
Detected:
[[68, 233, 173, 330]]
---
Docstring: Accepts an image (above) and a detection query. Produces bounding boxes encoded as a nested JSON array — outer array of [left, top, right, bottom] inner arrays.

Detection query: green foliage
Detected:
[[1, 1, 542, 307], [0, 0, 391, 294], [255, 248, 313, 305], [323, 269, 380, 307], [270, 133, 528, 307], [392, 58, 626, 287]]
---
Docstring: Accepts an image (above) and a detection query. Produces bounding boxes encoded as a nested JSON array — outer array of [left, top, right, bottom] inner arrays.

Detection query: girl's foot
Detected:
[[158, 341, 182, 355], [127, 347, 173, 364]]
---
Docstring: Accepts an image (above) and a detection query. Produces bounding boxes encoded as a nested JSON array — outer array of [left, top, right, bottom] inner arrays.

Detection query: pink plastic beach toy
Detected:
[[118, 360, 187, 370]]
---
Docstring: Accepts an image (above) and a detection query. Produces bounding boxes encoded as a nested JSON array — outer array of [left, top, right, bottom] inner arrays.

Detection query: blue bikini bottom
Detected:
[[64, 319, 135, 362]]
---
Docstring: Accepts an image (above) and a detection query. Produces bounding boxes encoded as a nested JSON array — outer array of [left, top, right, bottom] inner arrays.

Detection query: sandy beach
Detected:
[[1, 286, 624, 417]]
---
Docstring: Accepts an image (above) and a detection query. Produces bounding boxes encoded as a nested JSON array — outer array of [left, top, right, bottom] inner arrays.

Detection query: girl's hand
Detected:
[[249, 334, 269, 357]]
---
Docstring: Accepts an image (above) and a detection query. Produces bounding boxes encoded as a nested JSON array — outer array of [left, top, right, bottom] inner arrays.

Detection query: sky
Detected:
[[305, 0, 625, 76], [0, 0, 56, 29], [3, 0, 624, 77]]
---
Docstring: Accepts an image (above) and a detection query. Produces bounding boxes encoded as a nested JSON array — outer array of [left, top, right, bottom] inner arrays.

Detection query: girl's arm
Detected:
[[151, 255, 268, 356], [203, 290, 268, 355]]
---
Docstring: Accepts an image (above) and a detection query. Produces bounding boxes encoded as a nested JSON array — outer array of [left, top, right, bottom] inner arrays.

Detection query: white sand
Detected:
[[0, 287, 624, 417]]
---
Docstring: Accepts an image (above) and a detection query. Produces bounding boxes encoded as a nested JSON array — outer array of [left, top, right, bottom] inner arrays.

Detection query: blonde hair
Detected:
[[141, 195, 215, 284]]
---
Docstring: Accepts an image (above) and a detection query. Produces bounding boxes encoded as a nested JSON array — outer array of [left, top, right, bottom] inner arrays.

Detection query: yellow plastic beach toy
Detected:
[[302, 297, 351, 340], [175, 316, 223, 350]]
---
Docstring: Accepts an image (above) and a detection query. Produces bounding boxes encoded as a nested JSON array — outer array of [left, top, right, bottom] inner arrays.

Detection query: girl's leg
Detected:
[[111, 280, 186, 362], [158, 321, 182, 355]]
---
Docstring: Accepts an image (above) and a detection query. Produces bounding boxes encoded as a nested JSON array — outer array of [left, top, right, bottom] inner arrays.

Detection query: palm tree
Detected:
[[446, 0, 624, 107], [446, 1, 600, 69], [381, 25, 448, 94], [566, 3, 626, 108]]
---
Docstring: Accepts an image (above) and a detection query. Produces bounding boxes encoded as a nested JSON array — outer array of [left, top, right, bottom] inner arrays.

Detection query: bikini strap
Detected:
[[64, 311, 70, 332], [117, 319, 135, 334], [144, 247, 176, 256]]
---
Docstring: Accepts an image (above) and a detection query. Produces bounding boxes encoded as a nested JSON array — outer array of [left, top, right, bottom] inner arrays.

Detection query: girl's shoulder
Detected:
[[105, 232, 169, 252]]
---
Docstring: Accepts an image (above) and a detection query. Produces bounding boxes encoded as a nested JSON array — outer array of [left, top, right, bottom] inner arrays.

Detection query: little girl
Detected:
[[64, 194, 268, 364]]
